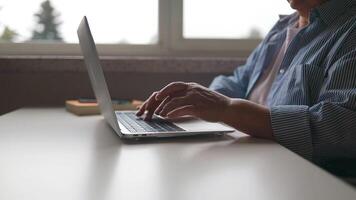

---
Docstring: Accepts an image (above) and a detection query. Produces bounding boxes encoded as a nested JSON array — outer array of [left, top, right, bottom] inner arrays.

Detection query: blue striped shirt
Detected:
[[209, 0, 356, 163]]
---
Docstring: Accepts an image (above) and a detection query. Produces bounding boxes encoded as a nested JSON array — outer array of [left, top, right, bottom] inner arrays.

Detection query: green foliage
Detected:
[[0, 26, 18, 42], [31, 0, 63, 41]]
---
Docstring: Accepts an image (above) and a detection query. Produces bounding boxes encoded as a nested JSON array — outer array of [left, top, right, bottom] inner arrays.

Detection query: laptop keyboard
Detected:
[[116, 112, 185, 133]]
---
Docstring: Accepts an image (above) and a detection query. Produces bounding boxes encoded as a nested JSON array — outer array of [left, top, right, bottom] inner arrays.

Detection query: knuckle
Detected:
[[187, 82, 196, 85], [168, 82, 180, 87], [187, 82, 199, 88], [173, 81, 188, 87], [176, 81, 186, 85], [149, 92, 159, 101]]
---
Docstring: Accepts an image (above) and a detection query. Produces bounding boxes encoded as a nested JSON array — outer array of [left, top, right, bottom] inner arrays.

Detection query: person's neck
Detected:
[[298, 10, 310, 28], [296, 0, 327, 28]]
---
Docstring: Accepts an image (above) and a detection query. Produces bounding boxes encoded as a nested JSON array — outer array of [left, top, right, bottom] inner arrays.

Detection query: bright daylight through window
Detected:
[[0, 0, 293, 51], [0, 0, 158, 44], [184, 0, 293, 39]]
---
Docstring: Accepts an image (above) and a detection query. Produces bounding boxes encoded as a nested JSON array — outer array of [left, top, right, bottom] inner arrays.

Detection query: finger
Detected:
[[156, 82, 188, 101], [159, 96, 192, 117], [136, 92, 157, 116], [154, 96, 171, 115], [136, 102, 147, 116], [166, 105, 197, 119], [154, 90, 186, 115], [144, 92, 162, 120], [136, 98, 151, 116]]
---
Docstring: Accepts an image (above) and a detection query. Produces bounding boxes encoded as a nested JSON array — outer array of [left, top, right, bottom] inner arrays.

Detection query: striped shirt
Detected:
[[209, 0, 356, 163], [248, 24, 302, 105]]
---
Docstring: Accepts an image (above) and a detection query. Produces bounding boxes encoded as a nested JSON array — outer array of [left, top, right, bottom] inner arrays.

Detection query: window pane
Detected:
[[184, 0, 294, 39], [0, 0, 158, 44]]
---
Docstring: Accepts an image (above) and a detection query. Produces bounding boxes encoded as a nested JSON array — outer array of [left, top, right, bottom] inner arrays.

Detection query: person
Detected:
[[136, 0, 356, 165]]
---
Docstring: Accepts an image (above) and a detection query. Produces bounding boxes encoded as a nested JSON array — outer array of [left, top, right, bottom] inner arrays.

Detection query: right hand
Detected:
[[136, 82, 231, 122]]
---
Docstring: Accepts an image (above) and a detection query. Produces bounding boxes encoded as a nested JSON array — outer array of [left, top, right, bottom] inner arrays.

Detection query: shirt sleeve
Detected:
[[209, 42, 263, 98], [271, 48, 356, 162]]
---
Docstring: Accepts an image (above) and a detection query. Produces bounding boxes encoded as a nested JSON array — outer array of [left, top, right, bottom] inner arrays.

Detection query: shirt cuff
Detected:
[[270, 105, 313, 161]]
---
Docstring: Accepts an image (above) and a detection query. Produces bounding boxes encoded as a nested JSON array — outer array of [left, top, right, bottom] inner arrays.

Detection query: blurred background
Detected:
[[0, 0, 293, 44], [0, 0, 293, 115]]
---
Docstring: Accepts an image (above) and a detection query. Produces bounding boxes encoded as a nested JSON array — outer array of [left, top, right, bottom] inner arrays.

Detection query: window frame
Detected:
[[0, 0, 260, 57]]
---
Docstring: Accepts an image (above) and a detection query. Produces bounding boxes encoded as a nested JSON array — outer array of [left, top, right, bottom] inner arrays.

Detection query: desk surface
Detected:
[[0, 108, 355, 200]]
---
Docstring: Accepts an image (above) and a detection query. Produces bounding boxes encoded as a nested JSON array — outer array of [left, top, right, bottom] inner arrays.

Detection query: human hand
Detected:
[[136, 82, 231, 122]]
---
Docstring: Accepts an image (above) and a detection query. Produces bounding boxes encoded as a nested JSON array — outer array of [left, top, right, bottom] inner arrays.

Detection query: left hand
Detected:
[[136, 82, 231, 122]]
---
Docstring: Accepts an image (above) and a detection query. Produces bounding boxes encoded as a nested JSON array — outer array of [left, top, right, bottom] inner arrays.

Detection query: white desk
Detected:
[[0, 108, 355, 200]]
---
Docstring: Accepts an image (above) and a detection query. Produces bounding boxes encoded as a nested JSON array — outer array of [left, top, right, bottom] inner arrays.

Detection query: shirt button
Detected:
[[279, 69, 285, 74]]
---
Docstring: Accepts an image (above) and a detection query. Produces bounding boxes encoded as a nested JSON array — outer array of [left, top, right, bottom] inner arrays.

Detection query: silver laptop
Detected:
[[77, 16, 234, 138]]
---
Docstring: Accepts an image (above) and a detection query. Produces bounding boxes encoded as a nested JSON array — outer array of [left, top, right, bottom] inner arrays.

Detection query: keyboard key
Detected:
[[116, 112, 185, 133]]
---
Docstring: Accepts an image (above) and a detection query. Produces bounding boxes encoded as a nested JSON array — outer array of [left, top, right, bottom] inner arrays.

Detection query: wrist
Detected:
[[223, 99, 274, 140]]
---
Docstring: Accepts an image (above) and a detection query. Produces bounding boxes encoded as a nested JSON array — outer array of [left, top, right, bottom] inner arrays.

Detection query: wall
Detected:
[[0, 56, 245, 115]]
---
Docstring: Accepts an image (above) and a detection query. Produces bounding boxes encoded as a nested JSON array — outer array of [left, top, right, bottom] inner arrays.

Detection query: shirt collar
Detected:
[[278, 12, 299, 25], [312, 0, 354, 26]]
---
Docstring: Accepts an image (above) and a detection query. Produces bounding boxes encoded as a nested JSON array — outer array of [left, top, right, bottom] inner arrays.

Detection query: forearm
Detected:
[[221, 98, 274, 140]]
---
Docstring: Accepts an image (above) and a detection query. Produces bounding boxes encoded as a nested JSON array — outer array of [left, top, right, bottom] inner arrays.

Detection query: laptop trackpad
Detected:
[[170, 118, 234, 132]]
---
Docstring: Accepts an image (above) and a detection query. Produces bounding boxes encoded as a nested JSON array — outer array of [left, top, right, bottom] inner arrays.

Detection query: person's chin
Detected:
[[287, 0, 303, 10]]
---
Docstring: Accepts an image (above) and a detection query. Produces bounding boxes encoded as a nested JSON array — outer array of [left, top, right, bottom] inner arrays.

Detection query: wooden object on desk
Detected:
[[65, 99, 143, 116]]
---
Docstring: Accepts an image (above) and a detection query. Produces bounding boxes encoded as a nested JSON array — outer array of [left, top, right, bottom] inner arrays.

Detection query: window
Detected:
[[0, 0, 158, 44], [0, 0, 293, 56], [183, 0, 293, 39]]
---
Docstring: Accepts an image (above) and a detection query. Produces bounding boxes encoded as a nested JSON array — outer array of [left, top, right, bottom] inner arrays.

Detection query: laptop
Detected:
[[77, 16, 235, 138]]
